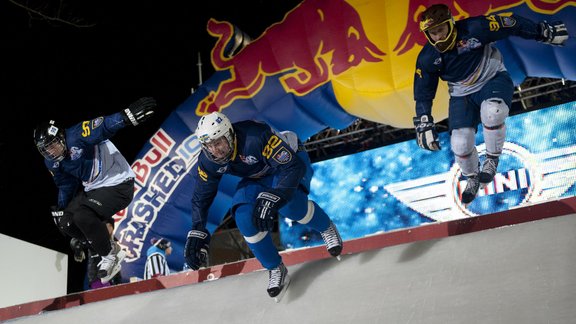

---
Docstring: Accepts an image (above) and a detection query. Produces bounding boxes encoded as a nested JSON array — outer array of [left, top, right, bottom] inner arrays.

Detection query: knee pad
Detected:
[[480, 98, 509, 128], [451, 128, 479, 176], [450, 128, 476, 157]]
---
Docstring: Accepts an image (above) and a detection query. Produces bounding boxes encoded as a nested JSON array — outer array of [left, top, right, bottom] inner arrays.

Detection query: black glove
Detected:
[[413, 115, 441, 151], [50, 206, 64, 227], [122, 97, 157, 126], [539, 21, 569, 46], [252, 191, 286, 232], [69, 238, 86, 262], [184, 229, 211, 270]]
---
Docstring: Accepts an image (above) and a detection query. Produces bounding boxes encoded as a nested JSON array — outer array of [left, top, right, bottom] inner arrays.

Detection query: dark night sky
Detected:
[[1, 0, 301, 292]]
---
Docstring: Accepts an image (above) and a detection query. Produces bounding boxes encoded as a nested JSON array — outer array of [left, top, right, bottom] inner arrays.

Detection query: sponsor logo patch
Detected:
[[500, 16, 516, 28], [70, 146, 83, 160], [273, 147, 292, 164], [240, 155, 258, 165], [92, 117, 104, 129]]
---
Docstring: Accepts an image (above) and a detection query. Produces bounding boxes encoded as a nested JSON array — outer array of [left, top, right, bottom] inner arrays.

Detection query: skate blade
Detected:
[[100, 250, 126, 284], [274, 275, 291, 303], [335, 255, 342, 261]]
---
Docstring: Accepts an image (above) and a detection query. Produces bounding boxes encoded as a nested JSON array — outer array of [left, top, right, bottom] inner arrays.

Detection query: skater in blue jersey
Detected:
[[34, 97, 156, 284], [184, 111, 343, 301], [412, 4, 568, 204]]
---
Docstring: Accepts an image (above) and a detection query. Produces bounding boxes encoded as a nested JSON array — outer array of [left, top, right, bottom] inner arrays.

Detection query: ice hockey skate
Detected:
[[320, 221, 343, 260], [461, 175, 480, 205], [267, 262, 290, 303], [479, 156, 499, 189], [97, 241, 126, 283]]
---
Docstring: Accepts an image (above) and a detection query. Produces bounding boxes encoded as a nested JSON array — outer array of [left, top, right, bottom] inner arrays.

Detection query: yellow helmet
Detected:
[[419, 4, 457, 53]]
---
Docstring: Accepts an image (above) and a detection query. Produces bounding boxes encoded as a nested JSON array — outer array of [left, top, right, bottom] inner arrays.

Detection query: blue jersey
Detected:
[[191, 120, 306, 228], [414, 14, 542, 116], [43, 112, 135, 209]]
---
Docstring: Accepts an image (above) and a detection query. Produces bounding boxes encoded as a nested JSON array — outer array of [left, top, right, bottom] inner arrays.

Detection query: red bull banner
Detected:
[[113, 0, 576, 281]]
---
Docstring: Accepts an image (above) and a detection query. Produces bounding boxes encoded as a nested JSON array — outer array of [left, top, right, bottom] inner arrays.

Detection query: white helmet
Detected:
[[195, 112, 235, 164]]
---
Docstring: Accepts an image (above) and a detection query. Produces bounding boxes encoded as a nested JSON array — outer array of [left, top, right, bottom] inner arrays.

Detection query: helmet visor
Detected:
[[37, 137, 66, 161], [201, 136, 233, 164], [422, 20, 457, 53]]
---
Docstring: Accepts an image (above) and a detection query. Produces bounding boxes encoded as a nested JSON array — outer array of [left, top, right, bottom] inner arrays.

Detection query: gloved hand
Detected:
[[413, 115, 441, 151], [539, 21, 569, 46], [252, 191, 286, 232], [184, 229, 211, 270], [122, 97, 157, 126], [50, 206, 64, 227], [69, 238, 86, 262]]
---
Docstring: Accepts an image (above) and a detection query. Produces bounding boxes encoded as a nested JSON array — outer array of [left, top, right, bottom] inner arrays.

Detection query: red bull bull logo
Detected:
[[196, 0, 386, 115], [394, 0, 574, 55]]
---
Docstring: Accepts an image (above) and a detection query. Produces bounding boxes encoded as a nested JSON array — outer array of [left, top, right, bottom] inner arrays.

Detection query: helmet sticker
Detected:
[[48, 125, 59, 136]]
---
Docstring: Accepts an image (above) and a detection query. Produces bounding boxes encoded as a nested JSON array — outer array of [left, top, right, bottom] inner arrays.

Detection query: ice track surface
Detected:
[[3, 198, 576, 324]]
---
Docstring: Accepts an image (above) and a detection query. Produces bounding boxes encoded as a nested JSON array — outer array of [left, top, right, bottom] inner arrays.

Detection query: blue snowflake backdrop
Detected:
[[280, 101, 576, 250]]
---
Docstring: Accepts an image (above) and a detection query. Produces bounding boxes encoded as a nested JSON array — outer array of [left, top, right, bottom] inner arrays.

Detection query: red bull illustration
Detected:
[[196, 0, 386, 115]]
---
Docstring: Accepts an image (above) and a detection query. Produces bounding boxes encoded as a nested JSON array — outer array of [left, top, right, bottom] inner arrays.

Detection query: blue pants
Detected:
[[231, 151, 331, 269], [448, 71, 514, 132]]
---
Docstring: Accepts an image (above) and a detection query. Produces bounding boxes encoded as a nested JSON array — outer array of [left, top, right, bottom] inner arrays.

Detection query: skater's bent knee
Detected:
[[481, 98, 509, 128]]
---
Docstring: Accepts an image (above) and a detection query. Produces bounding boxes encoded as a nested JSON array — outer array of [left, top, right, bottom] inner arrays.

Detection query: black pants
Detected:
[[60, 179, 134, 256]]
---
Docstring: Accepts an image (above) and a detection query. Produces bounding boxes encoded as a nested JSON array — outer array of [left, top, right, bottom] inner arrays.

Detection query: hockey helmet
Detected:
[[34, 120, 67, 162], [420, 4, 457, 53], [150, 237, 171, 251], [195, 112, 235, 164]]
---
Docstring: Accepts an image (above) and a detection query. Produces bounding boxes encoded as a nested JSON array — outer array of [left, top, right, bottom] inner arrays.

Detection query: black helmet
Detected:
[[150, 237, 171, 251], [420, 4, 457, 53], [34, 120, 67, 162]]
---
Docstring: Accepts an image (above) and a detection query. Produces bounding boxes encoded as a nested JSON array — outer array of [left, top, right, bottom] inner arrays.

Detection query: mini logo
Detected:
[[450, 142, 541, 217], [385, 142, 576, 221]]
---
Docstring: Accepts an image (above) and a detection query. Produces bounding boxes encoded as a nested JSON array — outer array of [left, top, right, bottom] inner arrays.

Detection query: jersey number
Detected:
[[262, 135, 282, 159], [82, 121, 91, 137]]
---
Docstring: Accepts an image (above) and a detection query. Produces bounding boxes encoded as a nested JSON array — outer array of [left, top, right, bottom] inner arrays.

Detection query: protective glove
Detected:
[[50, 206, 64, 227], [252, 191, 286, 232], [539, 21, 569, 46], [184, 229, 211, 270], [413, 115, 441, 151], [122, 97, 157, 126], [69, 238, 86, 262]]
